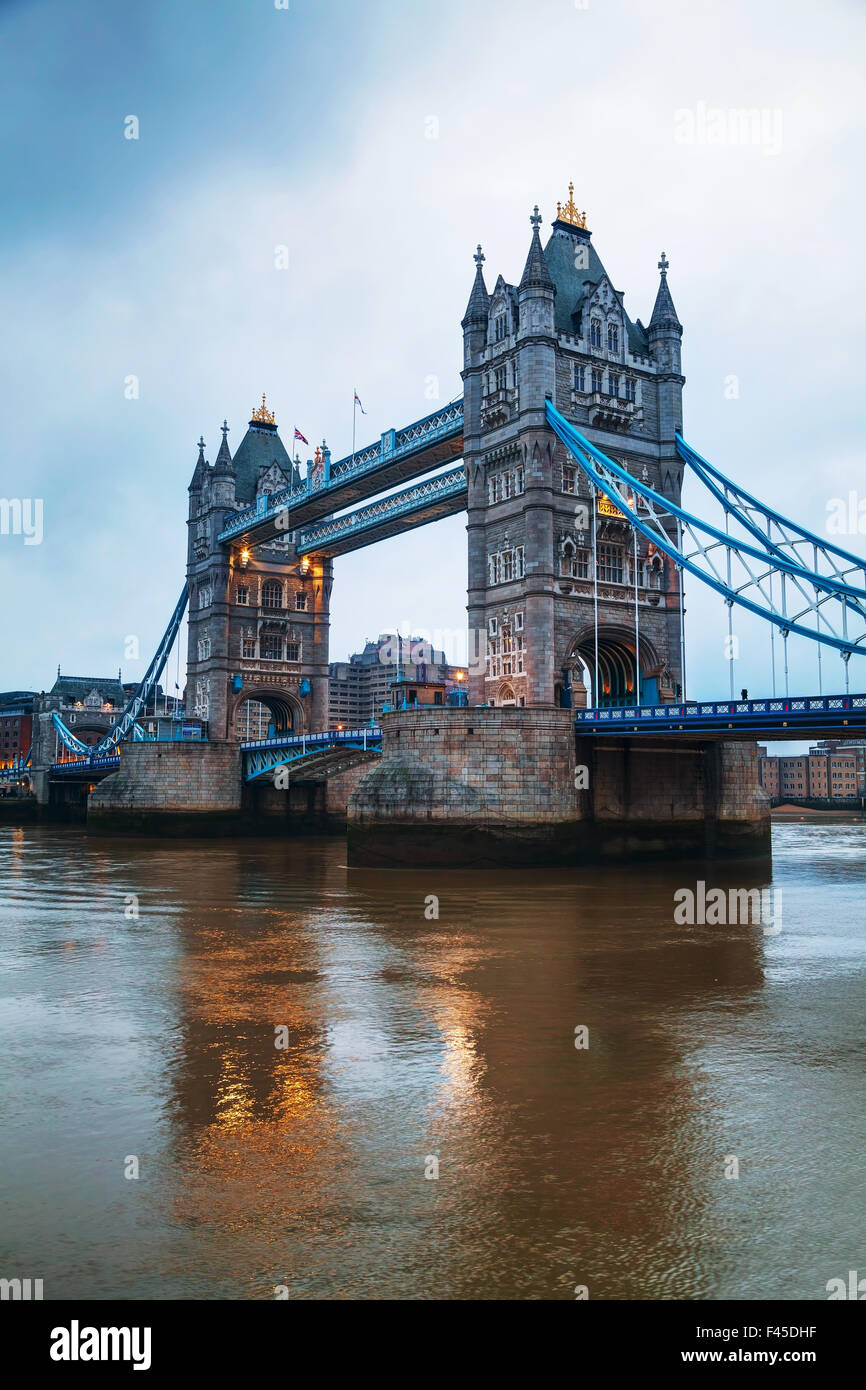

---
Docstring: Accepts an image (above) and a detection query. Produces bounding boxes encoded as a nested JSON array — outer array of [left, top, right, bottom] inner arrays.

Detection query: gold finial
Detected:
[[251, 393, 275, 425], [556, 181, 587, 230]]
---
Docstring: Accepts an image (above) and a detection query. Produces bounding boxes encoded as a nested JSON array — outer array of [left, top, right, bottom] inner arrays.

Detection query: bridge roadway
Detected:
[[218, 400, 464, 551], [34, 692, 866, 787]]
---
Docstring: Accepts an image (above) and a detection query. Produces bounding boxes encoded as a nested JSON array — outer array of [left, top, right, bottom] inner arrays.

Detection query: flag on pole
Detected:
[[353, 391, 367, 415], [294, 428, 309, 445]]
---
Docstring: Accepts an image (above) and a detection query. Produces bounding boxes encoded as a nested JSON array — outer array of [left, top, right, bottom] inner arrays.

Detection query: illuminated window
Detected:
[[262, 580, 282, 609]]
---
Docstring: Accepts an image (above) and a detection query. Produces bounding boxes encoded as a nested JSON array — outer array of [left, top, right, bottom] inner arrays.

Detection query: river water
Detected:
[[1, 822, 864, 1301]]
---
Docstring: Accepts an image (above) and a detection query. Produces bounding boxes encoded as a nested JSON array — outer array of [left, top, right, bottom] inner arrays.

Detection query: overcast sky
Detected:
[[1, 0, 864, 712]]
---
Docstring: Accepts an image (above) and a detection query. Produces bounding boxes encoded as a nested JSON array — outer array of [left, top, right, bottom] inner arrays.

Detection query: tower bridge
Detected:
[[20, 185, 866, 863]]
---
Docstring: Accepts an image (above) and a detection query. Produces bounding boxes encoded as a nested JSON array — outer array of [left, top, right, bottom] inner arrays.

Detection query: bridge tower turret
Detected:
[[185, 399, 331, 742], [462, 188, 686, 710]]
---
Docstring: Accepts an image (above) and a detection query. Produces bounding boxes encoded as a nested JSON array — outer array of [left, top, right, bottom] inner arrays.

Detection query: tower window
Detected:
[[241, 634, 256, 659], [261, 580, 283, 609], [574, 364, 586, 391], [590, 318, 602, 349], [608, 324, 619, 352], [295, 592, 307, 610], [608, 373, 620, 398], [286, 643, 300, 662], [495, 365, 507, 391], [494, 315, 508, 342], [261, 634, 283, 660], [598, 543, 623, 584], [236, 584, 249, 605], [625, 377, 636, 403], [591, 368, 603, 393], [562, 464, 576, 494]]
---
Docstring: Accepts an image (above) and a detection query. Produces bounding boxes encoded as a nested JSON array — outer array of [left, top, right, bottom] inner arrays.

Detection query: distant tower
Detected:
[[462, 186, 685, 709], [185, 397, 332, 740]]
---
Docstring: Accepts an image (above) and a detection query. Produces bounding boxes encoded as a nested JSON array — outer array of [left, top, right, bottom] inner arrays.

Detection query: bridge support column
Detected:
[[347, 710, 771, 867]]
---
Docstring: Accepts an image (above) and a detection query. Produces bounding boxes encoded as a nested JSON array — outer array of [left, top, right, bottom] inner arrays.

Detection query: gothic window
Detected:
[[488, 555, 497, 585], [295, 592, 307, 610], [199, 585, 212, 609], [236, 584, 249, 605], [515, 611, 524, 631], [260, 634, 283, 660], [286, 643, 300, 662], [591, 368, 603, 393], [608, 373, 620, 398], [241, 633, 256, 659], [503, 471, 512, 500], [516, 634, 524, 672], [495, 365, 507, 391], [515, 467, 525, 494], [514, 546, 524, 579], [625, 377, 636, 403], [494, 314, 508, 342], [562, 463, 576, 494], [574, 364, 586, 391], [261, 580, 282, 609], [608, 324, 619, 353], [598, 543, 623, 584], [197, 636, 211, 661], [576, 550, 589, 578], [561, 540, 576, 576], [502, 550, 513, 582], [590, 318, 602, 349]]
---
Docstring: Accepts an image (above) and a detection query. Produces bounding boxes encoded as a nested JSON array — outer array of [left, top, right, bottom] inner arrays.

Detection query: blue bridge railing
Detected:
[[575, 693, 866, 733]]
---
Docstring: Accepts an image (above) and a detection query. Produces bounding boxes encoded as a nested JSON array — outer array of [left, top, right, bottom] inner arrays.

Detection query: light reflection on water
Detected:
[[0, 822, 864, 1300]]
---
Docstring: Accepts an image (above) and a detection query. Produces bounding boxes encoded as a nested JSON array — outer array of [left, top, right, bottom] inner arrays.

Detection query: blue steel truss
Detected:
[[51, 584, 189, 758], [218, 399, 464, 546], [545, 402, 866, 665], [242, 727, 382, 781], [297, 467, 466, 556]]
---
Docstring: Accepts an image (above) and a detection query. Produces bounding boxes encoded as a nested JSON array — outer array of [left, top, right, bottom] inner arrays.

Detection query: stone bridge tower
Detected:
[[462, 186, 685, 709], [186, 397, 331, 740]]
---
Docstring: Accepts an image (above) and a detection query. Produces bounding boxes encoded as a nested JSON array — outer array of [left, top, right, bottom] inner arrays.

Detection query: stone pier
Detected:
[[347, 707, 771, 867]]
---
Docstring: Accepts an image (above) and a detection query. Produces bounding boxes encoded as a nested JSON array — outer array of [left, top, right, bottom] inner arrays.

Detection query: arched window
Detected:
[[261, 580, 283, 609], [608, 324, 619, 353], [590, 318, 602, 349], [561, 540, 576, 576]]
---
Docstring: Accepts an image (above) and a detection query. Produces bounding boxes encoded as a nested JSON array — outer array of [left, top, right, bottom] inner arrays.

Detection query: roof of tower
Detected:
[[462, 245, 490, 327], [213, 420, 233, 474], [188, 435, 209, 491], [519, 208, 555, 293], [231, 398, 305, 502], [542, 223, 648, 354], [648, 252, 682, 333]]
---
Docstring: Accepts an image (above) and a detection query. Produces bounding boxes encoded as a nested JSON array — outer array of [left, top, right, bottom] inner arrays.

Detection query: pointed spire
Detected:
[[649, 250, 681, 332], [213, 419, 233, 474], [189, 435, 209, 491], [461, 244, 490, 328], [519, 206, 554, 293]]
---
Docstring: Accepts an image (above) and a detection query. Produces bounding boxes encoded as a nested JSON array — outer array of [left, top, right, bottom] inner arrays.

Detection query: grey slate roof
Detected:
[[462, 256, 490, 327], [50, 676, 127, 705], [520, 223, 555, 293], [542, 223, 649, 354], [231, 421, 298, 502], [649, 271, 682, 332]]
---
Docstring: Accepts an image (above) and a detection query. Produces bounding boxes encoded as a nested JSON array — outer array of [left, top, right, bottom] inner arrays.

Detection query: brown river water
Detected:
[[1, 822, 864, 1300]]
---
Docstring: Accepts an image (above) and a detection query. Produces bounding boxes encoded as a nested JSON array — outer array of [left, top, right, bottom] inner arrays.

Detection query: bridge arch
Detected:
[[561, 624, 661, 709], [231, 687, 306, 740]]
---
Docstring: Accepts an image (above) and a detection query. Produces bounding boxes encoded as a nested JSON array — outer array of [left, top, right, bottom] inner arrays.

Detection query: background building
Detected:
[[329, 635, 467, 725], [758, 743, 864, 804], [0, 691, 35, 767]]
